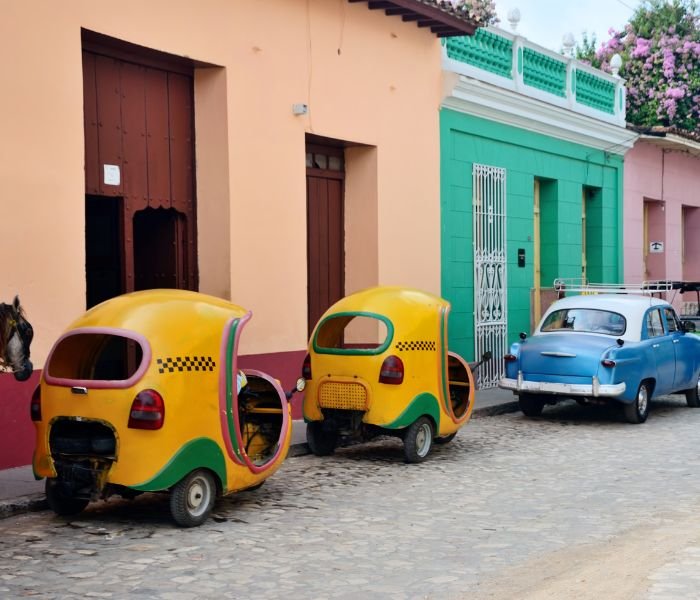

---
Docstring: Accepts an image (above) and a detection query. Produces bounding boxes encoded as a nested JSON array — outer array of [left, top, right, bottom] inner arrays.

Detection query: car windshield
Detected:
[[540, 308, 626, 336]]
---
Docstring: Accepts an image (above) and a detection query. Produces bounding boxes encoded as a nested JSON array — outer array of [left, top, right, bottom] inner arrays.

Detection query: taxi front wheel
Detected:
[[403, 417, 434, 463], [170, 469, 216, 527]]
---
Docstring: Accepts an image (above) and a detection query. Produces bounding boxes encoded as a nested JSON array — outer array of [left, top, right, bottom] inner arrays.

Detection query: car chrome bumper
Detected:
[[499, 373, 626, 398]]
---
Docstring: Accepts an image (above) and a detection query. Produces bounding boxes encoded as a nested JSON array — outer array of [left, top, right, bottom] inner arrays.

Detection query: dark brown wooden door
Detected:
[[306, 144, 345, 336], [83, 44, 197, 308]]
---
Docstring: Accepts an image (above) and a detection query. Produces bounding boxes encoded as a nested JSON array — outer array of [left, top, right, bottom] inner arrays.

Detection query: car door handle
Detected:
[[673, 339, 680, 344], [652, 343, 660, 348]]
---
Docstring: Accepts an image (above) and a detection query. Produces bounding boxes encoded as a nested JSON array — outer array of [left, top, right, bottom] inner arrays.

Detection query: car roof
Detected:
[[539, 294, 672, 342]]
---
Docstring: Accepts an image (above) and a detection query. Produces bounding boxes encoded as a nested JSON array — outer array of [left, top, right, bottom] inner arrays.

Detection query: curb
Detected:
[[0, 403, 520, 520]]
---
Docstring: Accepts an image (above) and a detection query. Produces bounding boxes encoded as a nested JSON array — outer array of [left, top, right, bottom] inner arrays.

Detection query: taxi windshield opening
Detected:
[[47, 333, 144, 381], [541, 308, 626, 336]]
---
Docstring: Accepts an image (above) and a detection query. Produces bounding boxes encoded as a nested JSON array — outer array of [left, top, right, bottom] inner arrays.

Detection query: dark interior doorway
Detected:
[[86, 195, 123, 309], [134, 208, 187, 291]]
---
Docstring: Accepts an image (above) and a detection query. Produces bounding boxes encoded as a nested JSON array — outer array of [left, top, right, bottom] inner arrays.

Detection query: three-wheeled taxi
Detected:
[[302, 286, 477, 462], [32, 290, 302, 527]]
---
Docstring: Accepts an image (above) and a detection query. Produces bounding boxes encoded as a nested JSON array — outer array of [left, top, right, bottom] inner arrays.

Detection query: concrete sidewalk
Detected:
[[0, 387, 517, 519]]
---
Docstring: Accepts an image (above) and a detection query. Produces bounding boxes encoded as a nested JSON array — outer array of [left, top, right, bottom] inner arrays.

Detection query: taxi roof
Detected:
[[323, 286, 450, 320], [67, 289, 249, 333]]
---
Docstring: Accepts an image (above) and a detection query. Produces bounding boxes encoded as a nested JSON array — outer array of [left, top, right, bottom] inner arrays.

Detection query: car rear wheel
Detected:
[[170, 469, 217, 527], [519, 394, 545, 417], [306, 421, 338, 456], [45, 479, 89, 516], [685, 373, 700, 407], [403, 417, 434, 463], [624, 382, 650, 424]]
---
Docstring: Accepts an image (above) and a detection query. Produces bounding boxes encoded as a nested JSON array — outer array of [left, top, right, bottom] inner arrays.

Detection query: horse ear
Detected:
[[12, 295, 20, 310]]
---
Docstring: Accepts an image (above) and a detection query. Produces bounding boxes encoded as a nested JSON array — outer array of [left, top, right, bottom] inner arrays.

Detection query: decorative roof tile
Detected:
[[348, 0, 494, 38]]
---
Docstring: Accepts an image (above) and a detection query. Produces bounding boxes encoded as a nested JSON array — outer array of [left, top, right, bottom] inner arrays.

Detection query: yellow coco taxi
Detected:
[[32, 290, 303, 527], [302, 286, 478, 463]]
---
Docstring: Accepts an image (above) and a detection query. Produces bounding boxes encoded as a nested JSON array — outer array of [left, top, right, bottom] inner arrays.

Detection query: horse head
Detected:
[[0, 296, 34, 382]]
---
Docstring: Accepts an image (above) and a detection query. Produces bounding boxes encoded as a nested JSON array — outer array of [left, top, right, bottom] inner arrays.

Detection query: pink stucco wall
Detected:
[[624, 140, 700, 285]]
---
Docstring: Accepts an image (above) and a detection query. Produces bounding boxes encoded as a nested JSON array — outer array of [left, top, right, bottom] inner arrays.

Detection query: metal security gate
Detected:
[[473, 164, 508, 389]]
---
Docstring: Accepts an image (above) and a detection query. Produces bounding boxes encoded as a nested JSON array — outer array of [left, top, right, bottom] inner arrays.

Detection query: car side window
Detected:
[[645, 309, 665, 338], [663, 308, 680, 333]]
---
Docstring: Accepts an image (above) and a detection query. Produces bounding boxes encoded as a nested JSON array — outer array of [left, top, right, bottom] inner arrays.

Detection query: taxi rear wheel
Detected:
[[306, 421, 337, 456], [170, 469, 216, 528], [403, 417, 434, 463], [45, 479, 89, 516]]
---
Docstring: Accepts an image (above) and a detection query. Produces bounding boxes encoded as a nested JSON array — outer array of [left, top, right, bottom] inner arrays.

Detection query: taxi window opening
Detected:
[[48, 333, 144, 381], [315, 315, 389, 351]]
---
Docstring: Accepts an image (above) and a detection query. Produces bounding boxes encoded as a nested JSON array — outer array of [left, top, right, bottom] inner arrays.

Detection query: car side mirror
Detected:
[[682, 320, 696, 333]]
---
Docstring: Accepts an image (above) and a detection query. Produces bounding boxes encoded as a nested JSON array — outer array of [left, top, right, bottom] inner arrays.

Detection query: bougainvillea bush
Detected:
[[436, 0, 499, 26], [591, 0, 700, 131]]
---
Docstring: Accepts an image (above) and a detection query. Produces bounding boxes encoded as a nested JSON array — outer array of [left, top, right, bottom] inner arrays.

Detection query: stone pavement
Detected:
[[0, 395, 699, 599], [0, 387, 518, 519]]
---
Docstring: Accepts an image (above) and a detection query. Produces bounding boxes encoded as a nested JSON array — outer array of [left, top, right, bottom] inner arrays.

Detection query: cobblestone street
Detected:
[[2, 397, 700, 599]]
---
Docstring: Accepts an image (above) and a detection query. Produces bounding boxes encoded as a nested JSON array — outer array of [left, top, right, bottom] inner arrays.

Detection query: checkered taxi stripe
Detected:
[[157, 356, 216, 374], [395, 341, 436, 352]]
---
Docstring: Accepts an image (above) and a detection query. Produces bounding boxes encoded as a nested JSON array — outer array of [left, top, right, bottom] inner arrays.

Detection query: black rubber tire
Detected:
[[403, 417, 434, 463], [519, 394, 545, 417], [685, 373, 700, 407], [169, 469, 217, 528], [434, 433, 457, 445], [306, 421, 338, 456], [45, 479, 89, 516], [624, 382, 650, 424]]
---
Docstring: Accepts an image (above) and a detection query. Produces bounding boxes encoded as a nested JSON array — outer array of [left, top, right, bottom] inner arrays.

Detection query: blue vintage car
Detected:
[[499, 294, 700, 423]]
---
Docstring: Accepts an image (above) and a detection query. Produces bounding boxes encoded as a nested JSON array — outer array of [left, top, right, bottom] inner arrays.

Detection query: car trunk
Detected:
[[519, 334, 615, 378]]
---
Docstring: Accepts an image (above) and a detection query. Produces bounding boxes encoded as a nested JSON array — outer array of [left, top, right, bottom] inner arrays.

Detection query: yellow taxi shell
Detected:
[[34, 289, 289, 493], [303, 286, 474, 437]]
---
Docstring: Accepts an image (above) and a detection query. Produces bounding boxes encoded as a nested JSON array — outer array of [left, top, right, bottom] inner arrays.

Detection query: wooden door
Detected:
[[82, 40, 197, 308], [306, 144, 345, 337]]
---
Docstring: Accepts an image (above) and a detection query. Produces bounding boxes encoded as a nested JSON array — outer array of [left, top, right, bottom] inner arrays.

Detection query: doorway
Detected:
[[82, 32, 197, 309], [306, 140, 345, 336]]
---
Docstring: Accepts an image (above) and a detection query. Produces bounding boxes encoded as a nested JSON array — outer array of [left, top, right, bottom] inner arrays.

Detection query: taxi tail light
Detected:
[[302, 353, 312, 380], [601, 359, 616, 368], [128, 389, 165, 430], [379, 355, 404, 385], [504, 354, 517, 362], [30, 384, 41, 421]]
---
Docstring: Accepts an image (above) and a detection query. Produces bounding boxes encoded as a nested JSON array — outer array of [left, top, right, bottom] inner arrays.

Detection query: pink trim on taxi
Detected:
[[43, 327, 152, 389]]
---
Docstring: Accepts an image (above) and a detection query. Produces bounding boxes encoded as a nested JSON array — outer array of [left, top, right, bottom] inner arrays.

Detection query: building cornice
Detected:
[[442, 73, 637, 155]]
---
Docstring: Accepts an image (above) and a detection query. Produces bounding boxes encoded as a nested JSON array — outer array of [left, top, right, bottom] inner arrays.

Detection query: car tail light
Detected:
[[128, 389, 165, 430], [302, 353, 312, 380], [504, 354, 517, 362], [30, 384, 41, 421], [379, 355, 404, 385], [601, 359, 616, 368]]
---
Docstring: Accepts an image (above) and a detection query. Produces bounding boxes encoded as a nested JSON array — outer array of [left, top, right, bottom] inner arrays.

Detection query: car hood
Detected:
[[519, 333, 617, 378]]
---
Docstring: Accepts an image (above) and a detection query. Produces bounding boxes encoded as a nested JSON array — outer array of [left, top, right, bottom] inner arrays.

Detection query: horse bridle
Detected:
[[2, 311, 33, 368]]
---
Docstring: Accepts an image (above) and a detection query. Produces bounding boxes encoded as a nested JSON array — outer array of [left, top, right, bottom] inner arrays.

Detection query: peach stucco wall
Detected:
[[0, 0, 442, 365], [624, 140, 700, 284]]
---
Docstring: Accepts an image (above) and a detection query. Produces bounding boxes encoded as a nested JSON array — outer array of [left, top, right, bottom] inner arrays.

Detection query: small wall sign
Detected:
[[649, 241, 664, 253], [103, 164, 121, 186]]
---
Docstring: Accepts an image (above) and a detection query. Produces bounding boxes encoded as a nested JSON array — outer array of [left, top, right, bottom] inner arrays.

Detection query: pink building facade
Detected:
[[624, 131, 700, 310]]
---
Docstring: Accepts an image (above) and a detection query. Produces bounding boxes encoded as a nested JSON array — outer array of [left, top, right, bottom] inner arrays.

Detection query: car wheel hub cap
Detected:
[[188, 479, 209, 515], [416, 424, 431, 457], [638, 387, 648, 414]]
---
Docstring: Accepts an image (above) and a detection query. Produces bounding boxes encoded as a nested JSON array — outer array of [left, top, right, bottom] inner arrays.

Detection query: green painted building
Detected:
[[440, 27, 633, 386]]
